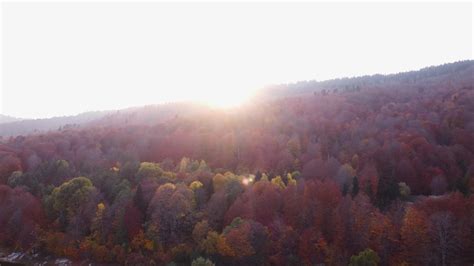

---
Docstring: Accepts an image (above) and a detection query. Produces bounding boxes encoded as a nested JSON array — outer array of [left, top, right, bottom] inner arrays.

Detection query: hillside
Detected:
[[0, 61, 473, 265], [2, 61, 472, 138], [0, 111, 113, 137], [0, 114, 21, 124], [259, 60, 474, 98]]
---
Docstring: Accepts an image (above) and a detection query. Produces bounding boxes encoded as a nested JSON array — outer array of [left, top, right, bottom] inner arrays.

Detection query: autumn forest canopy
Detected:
[[0, 61, 474, 265]]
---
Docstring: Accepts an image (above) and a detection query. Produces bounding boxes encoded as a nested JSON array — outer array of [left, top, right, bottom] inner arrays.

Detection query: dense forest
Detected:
[[0, 61, 473, 265]]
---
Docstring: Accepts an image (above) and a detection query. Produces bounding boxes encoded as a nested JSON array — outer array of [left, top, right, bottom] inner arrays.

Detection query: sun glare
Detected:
[[195, 86, 257, 109]]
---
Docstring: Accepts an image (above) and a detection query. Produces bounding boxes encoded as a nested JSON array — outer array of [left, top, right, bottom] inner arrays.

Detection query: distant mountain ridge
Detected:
[[1, 60, 472, 138], [0, 103, 216, 137], [0, 111, 111, 137], [259, 60, 473, 98], [0, 114, 21, 124]]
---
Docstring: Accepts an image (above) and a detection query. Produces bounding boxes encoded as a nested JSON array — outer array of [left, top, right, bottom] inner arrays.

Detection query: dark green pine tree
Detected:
[[352, 176, 359, 198], [342, 182, 349, 196], [134, 184, 147, 213]]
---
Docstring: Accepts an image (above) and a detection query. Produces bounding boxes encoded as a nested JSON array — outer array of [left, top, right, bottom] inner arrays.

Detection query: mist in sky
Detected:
[[1, 2, 472, 119]]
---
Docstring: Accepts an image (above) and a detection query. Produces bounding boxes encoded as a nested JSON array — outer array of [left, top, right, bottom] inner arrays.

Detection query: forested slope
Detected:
[[0, 61, 473, 265]]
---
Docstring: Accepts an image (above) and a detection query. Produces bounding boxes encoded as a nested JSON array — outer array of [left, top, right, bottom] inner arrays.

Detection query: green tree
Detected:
[[7, 171, 23, 187], [287, 136, 301, 157], [376, 177, 400, 210], [352, 176, 359, 198], [46, 176, 98, 236], [191, 257, 215, 266], [147, 183, 195, 245], [136, 162, 163, 182], [349, 248, 380, 266], [398, 182, 411, 200], [55, 160, 71, 179], [49, 176, 97, 217]]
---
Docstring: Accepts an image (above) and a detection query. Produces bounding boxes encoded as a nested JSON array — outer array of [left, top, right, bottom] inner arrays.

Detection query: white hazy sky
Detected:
[[1, 2, 473, 119]]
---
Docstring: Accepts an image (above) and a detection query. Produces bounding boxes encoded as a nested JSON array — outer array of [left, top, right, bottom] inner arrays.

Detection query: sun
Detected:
[[195, 86, 256, 109]]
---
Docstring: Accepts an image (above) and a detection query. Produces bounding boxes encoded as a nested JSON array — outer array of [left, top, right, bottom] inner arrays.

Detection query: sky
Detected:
[[1, 2, 473, 119]]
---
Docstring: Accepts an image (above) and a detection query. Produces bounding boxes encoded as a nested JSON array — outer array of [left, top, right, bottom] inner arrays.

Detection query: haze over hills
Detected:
[[0, 114, 21, 124], [259, 60, 474, 98], [0, 111, 112, 137], [1, 60, 472, 138], [0, 103, 230, 138]]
